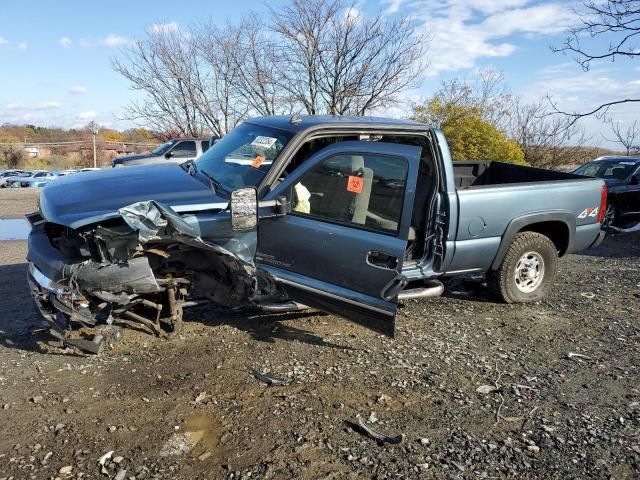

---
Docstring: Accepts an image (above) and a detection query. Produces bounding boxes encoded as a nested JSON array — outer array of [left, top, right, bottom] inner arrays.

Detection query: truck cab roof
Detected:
[[247, 115, 426, 134]]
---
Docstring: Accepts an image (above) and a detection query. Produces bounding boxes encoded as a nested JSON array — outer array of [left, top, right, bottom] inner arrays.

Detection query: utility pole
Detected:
[[89, 121, 99, 168]]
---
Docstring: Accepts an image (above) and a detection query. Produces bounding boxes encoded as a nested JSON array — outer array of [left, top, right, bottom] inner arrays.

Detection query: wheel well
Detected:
[[519, 221, 570, 256]]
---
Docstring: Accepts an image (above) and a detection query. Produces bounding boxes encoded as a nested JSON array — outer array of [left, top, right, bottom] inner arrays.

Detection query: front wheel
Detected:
[[488, 232, 558, 303], [602, 201, 618, 229]]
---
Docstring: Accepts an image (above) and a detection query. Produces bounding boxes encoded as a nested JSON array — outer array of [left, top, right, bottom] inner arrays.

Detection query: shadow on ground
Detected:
[[0, 261, 353, 354]]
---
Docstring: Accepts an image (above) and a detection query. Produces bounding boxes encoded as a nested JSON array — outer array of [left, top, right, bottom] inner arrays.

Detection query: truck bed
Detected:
[[453, 161, 580, 188]]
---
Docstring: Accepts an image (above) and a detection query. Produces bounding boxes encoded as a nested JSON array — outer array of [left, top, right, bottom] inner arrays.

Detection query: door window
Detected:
[[201, 140, 210, 152], [171, 141, 197, 158], [291, 153, 408, 234]]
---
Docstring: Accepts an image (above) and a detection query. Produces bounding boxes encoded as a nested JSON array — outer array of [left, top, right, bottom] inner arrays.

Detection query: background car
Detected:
[[17, 171, 73, 188], [574, 156, 640, 228], [4, 171, 53, 188], [111, 137, 215, 167], [0, 170, 26, 188]]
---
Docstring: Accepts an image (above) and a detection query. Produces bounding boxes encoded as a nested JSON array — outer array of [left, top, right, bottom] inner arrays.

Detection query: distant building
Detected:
[[24, 145, 39, 157]]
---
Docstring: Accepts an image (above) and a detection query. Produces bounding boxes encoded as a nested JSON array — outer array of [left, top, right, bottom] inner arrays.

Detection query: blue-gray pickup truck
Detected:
[[25, 115, 607, 350]]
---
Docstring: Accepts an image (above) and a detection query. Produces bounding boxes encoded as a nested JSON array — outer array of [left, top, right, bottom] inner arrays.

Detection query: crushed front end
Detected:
[[26, 201, 277, 353]]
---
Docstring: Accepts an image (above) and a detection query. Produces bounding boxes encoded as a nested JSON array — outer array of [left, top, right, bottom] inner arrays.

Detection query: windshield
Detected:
[[195, 122, 294, 191], [151, 141, 176, 156], [575, 160, 638, 180]]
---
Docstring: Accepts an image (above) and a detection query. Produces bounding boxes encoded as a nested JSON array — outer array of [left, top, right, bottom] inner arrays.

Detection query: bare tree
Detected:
[[227, 17, 292, 117], [511, 99, 592, 167], [551, 0, 640, 125], [271, 0, 427, 115], [605, 119, 640, 155], [113, 1, 426, 134]]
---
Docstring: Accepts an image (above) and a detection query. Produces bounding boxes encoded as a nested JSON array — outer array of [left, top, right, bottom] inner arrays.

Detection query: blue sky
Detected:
[[0, 0, 638, 146]]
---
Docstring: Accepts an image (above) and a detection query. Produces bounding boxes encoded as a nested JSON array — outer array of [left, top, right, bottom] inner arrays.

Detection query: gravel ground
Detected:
[[0, 189, 638, 480], [0, 188, 40, 218]]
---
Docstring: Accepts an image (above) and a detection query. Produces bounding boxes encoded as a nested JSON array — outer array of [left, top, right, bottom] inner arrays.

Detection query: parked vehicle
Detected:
[[4, 171, 50, 188], [0, 170, 26, 188], [17, 171, 75, 188], [27, 115, 606, 351], [573, 156, 640, 228], [111, 137, 216, 167]]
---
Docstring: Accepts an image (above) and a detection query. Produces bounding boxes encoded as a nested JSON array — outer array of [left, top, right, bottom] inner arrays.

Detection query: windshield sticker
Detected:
[[252, 155, 266, 168], [251, 136, 278, 148], [347, 176, 364, 193]]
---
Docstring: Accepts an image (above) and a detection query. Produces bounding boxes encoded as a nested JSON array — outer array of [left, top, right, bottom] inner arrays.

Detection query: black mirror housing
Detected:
[[630, 175, 639, 185], [230, 187, 258, 230], [165, 151, 173, 158]]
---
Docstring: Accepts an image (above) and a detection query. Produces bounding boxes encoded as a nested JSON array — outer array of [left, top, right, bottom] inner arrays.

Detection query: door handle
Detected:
[[366, 251, 398, 270]]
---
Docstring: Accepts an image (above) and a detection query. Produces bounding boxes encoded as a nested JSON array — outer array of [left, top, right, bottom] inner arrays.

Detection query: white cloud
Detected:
[[101, 34, 129, 47], [37, 101, 61, 109], [6, 102, 23, 110], [59, 36, 72, 48], [18, 41, 28, 49], [0, 36, 7, 46], [78, 110, 96, 120], [148, 22, 179, 35], [68, 85, 87, 95], [407, 1, 577, 76]]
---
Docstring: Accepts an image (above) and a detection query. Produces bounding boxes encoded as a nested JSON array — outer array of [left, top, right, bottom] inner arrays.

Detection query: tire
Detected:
[[602, 201, 618, 229], [488, 231, 558, 303]]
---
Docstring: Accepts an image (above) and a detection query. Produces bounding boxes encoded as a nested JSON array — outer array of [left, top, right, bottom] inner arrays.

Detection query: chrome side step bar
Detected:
[[259, 301, 309, 313], [398, 280, 444, 300]]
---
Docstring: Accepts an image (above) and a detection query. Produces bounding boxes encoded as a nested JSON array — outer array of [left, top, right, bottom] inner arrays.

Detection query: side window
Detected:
[[291, 153, 408, 234], [171, 141, 197, 158], [201, 140, 210, 153]]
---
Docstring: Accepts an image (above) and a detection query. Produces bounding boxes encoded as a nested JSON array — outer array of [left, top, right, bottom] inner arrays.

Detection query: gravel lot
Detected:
[[0, 188, 638, 479]]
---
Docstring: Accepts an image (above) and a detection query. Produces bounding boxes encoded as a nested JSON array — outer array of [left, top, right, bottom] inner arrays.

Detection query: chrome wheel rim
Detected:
[[514, 251, 545, 293], [603, 203, 616, 228]]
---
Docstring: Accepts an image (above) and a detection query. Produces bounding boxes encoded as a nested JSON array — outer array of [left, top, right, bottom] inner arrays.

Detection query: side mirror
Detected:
[[630, 175, 639, 185], [165, 151, 173, 158], [230, 187, 258, 230]]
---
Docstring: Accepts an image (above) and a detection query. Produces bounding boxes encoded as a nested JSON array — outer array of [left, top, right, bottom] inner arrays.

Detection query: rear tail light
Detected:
[[597, 184, 607, 224]]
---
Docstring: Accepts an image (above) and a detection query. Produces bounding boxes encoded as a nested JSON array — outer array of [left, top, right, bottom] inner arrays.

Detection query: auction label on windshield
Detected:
[[251, 136, 278, 148], [252, 155, 266, 168]]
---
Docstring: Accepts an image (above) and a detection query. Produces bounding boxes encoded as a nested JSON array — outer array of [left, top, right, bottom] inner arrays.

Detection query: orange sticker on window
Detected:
[[252, 155, 266, 168], [347, 175, 364, 193]]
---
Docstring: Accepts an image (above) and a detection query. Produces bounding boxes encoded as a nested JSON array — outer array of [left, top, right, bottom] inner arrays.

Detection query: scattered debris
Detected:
[[566, 352, 591, 360], [97, 450, 114, 475], [251, 369, 289, 386], [198, 451, 212, 461], [58, 465, 73, 475], [476, 384, 498, 394], [114, 469, 127, 480], [350, 414, 404, 445], [580, 292, 596, 299]]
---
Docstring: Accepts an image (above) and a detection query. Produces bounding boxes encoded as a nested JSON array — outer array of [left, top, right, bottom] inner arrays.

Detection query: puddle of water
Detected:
[[159, 414, 220, 457], [0, 218, 31, 241]]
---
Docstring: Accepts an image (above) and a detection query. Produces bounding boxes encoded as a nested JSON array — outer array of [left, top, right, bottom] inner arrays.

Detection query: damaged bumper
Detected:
[[26, 201, 278, 352]]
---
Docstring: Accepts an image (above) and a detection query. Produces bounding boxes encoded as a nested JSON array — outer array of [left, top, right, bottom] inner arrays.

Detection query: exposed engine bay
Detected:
[[27, 201, 282, 353]]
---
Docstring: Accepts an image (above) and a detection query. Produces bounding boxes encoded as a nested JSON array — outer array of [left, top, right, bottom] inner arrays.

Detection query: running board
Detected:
[[259, 301, 309, 313], [398, 280, 444, 300]]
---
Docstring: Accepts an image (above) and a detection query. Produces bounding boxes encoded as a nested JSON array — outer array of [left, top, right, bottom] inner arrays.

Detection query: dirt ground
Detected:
[[0, 189, 638, 480]]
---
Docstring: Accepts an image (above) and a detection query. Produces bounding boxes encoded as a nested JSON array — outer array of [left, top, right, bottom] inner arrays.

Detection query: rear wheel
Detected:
[[488, 232, 558, 303]]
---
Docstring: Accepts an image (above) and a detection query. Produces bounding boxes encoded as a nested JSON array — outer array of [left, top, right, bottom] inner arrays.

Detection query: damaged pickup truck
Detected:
[[26, 115, 607, 352]]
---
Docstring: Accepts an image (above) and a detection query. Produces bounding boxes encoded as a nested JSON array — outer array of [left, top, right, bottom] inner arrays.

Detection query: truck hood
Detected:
[[40, 164, 227, 229]]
